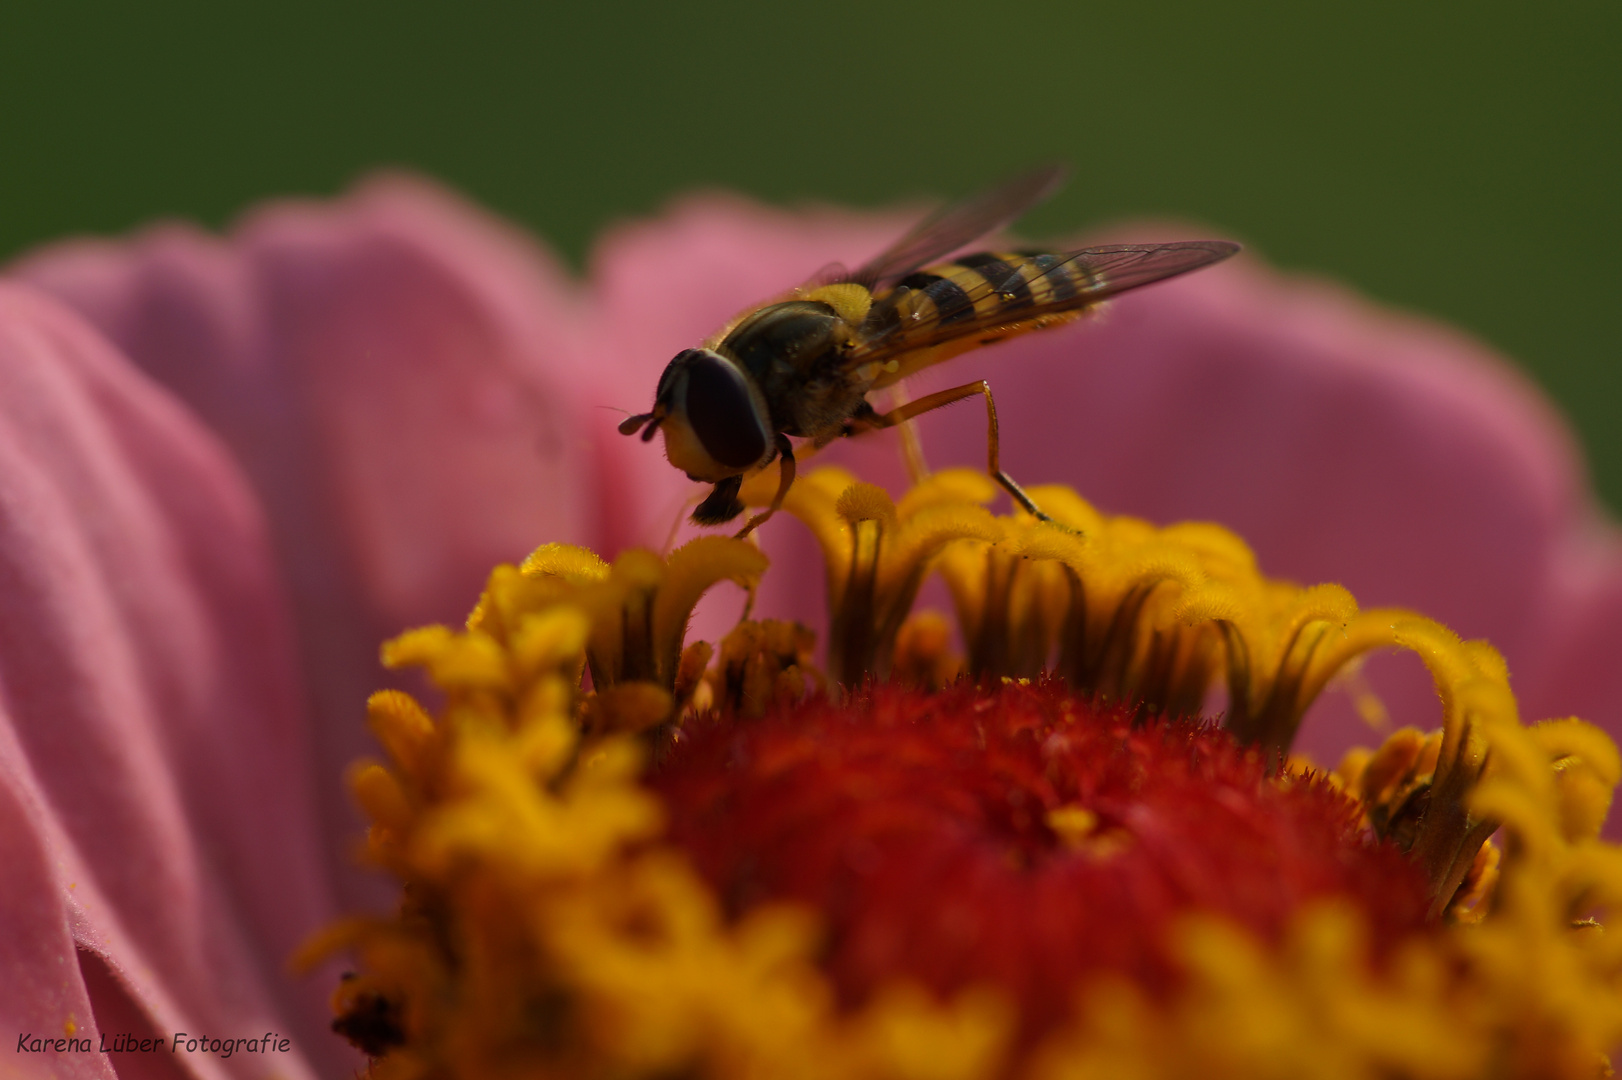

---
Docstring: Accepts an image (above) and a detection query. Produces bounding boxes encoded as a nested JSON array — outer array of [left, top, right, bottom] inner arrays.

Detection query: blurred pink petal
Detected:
[[0, 284, 352, 1075], [19, 175, 1622, 797], [7, 174, 1621, 1076], [13, 176, 598, 909]]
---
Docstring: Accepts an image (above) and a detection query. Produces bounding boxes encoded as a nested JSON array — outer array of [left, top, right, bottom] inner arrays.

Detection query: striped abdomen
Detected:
[[886, 250, 1098, 330], [848, 240, 1233, 390]]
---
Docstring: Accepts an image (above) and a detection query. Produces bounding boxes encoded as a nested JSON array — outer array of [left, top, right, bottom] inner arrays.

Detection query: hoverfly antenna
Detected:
[[618, 412, 656, 437]]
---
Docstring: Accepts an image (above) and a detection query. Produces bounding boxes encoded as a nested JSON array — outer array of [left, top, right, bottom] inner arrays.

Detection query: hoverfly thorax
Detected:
[[719, 300, 863, 438], [722, 300, 846, 377], [639, 348, 774, 484]]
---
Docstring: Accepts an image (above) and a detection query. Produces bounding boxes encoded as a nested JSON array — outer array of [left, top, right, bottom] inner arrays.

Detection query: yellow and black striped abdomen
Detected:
[[891, 250, 1096, 330], [850, 250, 1101, 389]]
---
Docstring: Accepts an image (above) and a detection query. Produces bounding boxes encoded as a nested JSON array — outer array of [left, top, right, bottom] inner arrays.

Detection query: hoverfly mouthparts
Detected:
[[622, 165, 1240, 538]]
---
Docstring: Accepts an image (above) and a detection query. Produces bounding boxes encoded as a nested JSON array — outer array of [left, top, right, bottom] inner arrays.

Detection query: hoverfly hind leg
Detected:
[[692, 475, 746, 525], [867, 379, 1080, 535], [994, 469, 1063, 528], [842, 398, 929, 485], [835, 400, 885, 441]]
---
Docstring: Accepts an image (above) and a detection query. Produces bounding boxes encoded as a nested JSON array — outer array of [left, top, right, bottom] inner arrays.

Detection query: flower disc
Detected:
[[652, 679, 1434, 1046]]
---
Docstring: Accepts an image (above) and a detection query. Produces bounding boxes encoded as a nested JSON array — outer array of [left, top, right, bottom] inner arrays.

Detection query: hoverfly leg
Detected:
[[734, 435, 797, 540], [842, 397, 930, 483], [886, 382, 932, 485], [837, 400, 884, 440], [866, 380, 1078, 533]]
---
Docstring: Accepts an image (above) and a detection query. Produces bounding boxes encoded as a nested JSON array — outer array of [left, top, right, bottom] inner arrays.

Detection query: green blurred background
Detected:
[[4, 1, 1618, 509]]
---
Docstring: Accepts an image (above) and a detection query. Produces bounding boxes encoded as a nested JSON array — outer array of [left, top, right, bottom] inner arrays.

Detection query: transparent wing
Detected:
[[849, 240, 1240, 366], [799, 261, 852, 290], [848, 164, 1068, 289], [1037, 241, 1241, 303]]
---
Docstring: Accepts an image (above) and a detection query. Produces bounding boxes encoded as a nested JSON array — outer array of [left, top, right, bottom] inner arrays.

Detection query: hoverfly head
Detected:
[[646, 348, 772, 483]]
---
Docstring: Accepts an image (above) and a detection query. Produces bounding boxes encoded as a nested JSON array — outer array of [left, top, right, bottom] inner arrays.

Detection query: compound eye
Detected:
[[683, 351, 768, 469]]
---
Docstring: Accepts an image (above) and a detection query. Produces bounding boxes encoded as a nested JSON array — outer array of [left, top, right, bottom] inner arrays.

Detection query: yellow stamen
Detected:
[[739, 466, 999, 684], [706, 618, 819, 717], [313, 469, 1622, 1079]]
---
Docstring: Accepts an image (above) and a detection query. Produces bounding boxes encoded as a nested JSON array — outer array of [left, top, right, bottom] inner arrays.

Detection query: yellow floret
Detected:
[[313, 471, 1622, 1080]]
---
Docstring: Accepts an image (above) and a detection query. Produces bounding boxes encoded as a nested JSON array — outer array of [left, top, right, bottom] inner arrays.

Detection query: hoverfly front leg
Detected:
[[866, 380, 1074, 531], [733, 435, 796, 540]]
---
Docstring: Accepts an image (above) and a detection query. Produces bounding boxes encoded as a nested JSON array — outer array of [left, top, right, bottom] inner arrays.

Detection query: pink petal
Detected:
[[16, 176, 1621, 835], [0, 284, 352, 1075], [13, 176, 599, 907]]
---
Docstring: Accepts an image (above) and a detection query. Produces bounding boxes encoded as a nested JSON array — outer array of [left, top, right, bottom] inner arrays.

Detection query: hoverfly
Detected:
[[618, 166, 1239, 536]]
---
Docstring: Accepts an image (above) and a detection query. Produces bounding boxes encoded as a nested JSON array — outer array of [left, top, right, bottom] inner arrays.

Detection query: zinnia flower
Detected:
[[2, 174, 1619, 1077]]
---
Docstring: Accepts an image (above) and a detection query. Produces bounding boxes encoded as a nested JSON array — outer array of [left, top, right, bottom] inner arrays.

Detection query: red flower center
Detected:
[[651, 679, 1434, 1047]]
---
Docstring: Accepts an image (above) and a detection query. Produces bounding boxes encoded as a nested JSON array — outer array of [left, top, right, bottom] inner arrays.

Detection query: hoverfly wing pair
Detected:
[[843, 240, 1240, 390], [620, 166, 1240, 535], [848, 162, 1071, 290], [836, 163, 1237, 379]]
